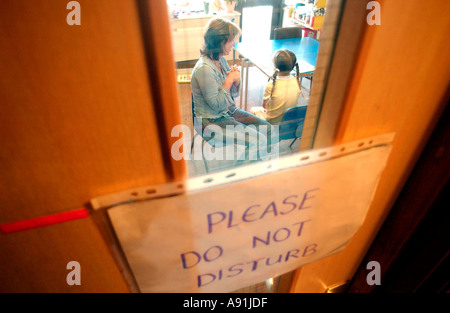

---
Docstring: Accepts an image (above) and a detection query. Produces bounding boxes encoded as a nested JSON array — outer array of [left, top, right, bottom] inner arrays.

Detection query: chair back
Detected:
[[274, 27, 303, 40], [278, 105, 307, 140]]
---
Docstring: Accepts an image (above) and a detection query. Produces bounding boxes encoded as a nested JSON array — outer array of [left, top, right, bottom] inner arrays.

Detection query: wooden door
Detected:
[[0, 0, 184, 292], [1, 0, 448, 293], [347, 105, 449, 293]]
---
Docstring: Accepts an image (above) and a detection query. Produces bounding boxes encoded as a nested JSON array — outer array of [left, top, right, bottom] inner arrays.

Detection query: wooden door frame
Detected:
[[346, 99, 449, 293], [291, 0, 449, 292], [305, 0, 369, 149], [136, 0, 186, 181]]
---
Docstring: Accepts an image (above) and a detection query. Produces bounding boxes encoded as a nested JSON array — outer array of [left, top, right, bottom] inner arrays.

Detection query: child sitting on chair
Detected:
[[262, 49, 303, 125]]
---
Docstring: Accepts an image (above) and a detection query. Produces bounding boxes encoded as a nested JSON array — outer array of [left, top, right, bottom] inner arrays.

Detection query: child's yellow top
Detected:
[[263, 76, 301, 124]]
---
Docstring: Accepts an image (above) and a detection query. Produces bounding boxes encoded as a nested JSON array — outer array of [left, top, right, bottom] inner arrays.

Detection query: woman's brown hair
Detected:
[[200, 17, 241, 60]]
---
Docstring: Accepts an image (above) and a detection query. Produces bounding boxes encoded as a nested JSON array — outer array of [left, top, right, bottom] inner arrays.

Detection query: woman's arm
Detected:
[[224, 74, 236, 91], [194, 65, 233, 112], [222, 61, 240, 90], [222, 60, 240, 98], [230, 65, 241, 89]]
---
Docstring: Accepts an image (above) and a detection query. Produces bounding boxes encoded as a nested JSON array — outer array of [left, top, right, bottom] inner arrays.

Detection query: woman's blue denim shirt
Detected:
[[191, 56, 240, 119]]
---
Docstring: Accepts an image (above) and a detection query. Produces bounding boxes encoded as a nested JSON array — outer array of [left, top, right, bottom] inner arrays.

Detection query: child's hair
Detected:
[[270, 49, 301, 98]]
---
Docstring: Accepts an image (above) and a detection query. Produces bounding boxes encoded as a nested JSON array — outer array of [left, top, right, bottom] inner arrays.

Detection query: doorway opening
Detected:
[[241, 5, 273, 43]]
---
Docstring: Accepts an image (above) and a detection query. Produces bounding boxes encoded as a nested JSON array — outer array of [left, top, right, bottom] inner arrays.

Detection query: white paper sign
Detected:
[[105, 136, 392, 293]]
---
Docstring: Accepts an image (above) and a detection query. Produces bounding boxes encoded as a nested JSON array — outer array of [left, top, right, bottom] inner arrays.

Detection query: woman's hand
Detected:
[[227, 67, 240, 81], [224, 67, 240, 90], [230, 64, 240, 73], [228, 65, 241, 87]]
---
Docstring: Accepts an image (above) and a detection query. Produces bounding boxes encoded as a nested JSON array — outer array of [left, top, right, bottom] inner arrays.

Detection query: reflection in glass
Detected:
[[168, 1, 323, 178]]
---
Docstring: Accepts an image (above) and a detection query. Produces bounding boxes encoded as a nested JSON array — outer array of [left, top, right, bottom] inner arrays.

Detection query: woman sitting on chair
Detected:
[[191, 17, 272, 160]]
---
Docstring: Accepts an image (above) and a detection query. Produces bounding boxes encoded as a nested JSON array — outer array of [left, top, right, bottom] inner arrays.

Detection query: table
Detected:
[[233, 37, 319, 110]]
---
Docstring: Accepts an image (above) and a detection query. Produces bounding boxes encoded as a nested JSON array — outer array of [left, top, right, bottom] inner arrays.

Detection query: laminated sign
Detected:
[[92, 134, 394, 293]]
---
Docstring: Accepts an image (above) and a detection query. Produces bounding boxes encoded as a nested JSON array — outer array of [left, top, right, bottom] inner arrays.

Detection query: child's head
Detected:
[[272, 49, 297, 72], [269, 49, 301, 99]]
